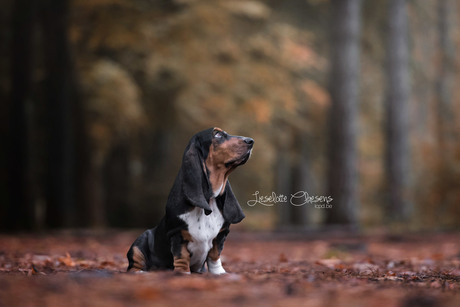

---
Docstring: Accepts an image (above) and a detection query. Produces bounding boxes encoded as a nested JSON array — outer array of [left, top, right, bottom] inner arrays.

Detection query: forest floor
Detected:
[[0, 230, 459, 307]]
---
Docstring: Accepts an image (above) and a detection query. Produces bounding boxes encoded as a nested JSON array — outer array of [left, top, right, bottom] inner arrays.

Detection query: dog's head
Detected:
[[180, 127, 254, 223], [207, 127, 254, 170]]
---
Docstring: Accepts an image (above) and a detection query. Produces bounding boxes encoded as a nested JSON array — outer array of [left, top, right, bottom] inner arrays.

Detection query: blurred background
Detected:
[[1, 0, 459, 232]]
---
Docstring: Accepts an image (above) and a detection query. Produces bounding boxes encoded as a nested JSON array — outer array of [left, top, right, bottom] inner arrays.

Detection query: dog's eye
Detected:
[[214, 131, 223, 139]]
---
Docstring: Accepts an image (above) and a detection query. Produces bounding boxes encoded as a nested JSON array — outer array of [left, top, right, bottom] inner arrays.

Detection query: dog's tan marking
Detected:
[[207, 238, 220, 262], [129, 246, 146, 272], [181, 229, 194, 242], [173, 244, 191, 273], [206, 128, 249, 196]]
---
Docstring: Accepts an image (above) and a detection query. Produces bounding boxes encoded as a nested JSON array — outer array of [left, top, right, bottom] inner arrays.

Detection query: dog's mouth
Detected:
[[225, 150, 252, 168], [239, 150, 252, 165]]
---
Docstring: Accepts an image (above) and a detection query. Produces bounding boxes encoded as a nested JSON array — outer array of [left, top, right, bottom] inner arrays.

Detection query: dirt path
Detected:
[[1, 231, 459, 306]]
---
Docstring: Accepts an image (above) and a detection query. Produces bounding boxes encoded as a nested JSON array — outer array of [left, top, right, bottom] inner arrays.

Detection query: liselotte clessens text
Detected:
[[247, 191, 333, 208]]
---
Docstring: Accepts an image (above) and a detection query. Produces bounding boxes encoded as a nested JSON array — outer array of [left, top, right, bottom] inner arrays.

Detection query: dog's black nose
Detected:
[[244, 137, 254, 146]]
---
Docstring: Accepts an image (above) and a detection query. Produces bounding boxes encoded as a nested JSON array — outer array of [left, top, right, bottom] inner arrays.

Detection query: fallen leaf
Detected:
[[279, 253, 288, 263], [58, 252, 76, 267], [352, 263, 380, 275], [315, 259, 342, 269]]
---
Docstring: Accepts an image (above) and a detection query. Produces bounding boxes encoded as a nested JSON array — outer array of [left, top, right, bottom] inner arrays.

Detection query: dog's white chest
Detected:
[[179, 198, 224, 271]]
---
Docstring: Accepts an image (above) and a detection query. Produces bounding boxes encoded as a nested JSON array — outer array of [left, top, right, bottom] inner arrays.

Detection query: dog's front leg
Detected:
[[170, 230, 192, 274], [207, 228, 229, 275]]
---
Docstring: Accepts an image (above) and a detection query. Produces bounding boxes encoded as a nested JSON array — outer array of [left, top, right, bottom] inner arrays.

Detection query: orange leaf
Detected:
[[58, 252, 76, 267]]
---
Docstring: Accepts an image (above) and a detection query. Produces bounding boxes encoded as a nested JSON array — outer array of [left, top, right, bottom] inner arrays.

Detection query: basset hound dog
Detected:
[[127, 127, 254, 274]]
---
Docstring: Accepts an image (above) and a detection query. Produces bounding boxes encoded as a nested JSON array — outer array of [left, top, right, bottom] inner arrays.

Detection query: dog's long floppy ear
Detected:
[[221, 181, 245, 224], [181, 139, 213, 215]]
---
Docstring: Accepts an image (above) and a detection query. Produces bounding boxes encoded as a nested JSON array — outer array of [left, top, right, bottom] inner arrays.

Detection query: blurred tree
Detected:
[[275, 127, 293, 228], [290, 131, 314, 226], [5, 0, 37, 230], [325, 0, 361, 226], [104, 144, 132, 227], [41, 0, 78, 228], [276, 126, 315, 229], [78, 59, 144, 228], [384, 0, 412, 222], [436, 0, 456, 150], [434, 0, 458, 226]]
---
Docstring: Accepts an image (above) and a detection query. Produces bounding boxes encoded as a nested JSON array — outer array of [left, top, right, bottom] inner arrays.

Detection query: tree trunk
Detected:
[[436, 0, 456, 148], [384, 0, 412, 222], [275, 123, 317, 229], [104, 145, 132, 227], [275, 123, 293, 229], [325, 0, 361, 226], [289, 131, 313, 227], [5, 0, 37, 230], [41, 0, 77, 228], [435, 0, 457, 222]]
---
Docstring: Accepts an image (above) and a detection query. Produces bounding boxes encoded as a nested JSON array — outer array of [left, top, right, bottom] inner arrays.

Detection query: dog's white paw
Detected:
[[207, 258, 227, 275]]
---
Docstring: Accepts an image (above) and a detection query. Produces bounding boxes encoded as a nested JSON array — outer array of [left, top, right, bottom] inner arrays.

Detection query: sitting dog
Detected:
[[127, 127, 254, 274]]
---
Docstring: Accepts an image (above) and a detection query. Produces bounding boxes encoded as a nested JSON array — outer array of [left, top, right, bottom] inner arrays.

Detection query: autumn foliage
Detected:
[[1, 231, 459, 306]]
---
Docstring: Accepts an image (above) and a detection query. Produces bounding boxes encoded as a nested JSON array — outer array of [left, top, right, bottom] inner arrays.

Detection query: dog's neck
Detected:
[[212, 183, 223, 198], [205, 163, 228, 199]]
